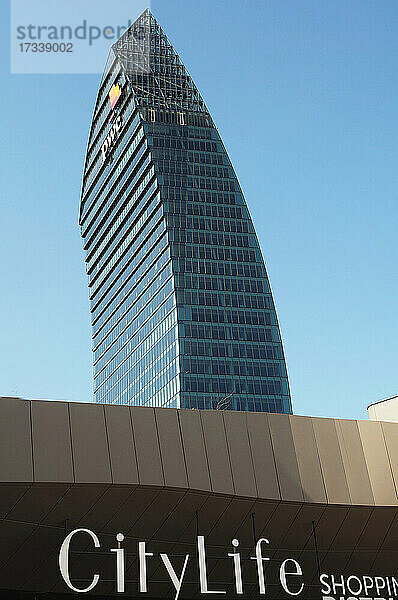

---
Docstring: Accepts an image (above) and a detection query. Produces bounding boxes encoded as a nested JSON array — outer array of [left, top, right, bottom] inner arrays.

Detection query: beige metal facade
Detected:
[[0, 397, 397, 599]]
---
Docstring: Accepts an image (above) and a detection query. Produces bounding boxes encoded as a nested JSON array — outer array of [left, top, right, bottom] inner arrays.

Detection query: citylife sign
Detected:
[[58, 529, 398, 600]]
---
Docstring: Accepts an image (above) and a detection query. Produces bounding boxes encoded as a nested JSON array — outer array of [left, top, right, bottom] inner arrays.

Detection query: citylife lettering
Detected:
[[58, 529, 398, 599], [101, 116, 123, 163], [59, 530, 304, 596]]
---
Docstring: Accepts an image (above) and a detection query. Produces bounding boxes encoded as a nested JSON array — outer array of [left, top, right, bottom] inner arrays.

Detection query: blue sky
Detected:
[[1, 0, 397, 419]]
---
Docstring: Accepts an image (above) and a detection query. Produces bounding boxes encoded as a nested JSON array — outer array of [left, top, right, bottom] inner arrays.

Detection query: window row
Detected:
[[152, 149, 225, 167], [182, 322, 275, 343], [167, 214, 250, 234], [182, 357, 282, 378], [151, 135, 218, 152], [178, 289, 271, 311], [173, 244, 257, 264], [162, 188, 240, 206], [173, 258, 264, 279], [157, 160, 231, 180], [175, 273, 268, 295], [180, 393, 283, 413], [181, 338, 283, 361], [181, 374, 284, 397], [160, 174, 236, 192], [164, 201, 245, 220], [190, 306, 272, 327], [170, 228, 251, 248]]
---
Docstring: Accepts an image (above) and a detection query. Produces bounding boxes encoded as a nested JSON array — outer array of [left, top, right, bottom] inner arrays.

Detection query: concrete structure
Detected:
[[0, 396, 398, 600], [368, 395, 398, 423]]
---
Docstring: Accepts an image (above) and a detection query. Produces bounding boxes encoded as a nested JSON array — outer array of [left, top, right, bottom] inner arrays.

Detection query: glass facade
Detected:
[[79, 9, 292, 413]]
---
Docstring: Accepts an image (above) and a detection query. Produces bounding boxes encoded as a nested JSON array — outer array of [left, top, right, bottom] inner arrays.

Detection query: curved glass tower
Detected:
[[79, 9, 292, 413]]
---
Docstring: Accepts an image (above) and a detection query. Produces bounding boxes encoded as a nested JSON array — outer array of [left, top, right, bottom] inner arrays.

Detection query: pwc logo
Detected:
[[109, 84, 121, 110], [101, 115, 123, 163]]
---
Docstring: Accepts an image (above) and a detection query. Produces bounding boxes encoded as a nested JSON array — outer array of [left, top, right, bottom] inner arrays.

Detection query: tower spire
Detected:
[[111, 9, 209, 113]]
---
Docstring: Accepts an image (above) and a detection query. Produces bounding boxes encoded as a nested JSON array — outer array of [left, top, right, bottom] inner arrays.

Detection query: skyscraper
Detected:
[[79, 9, 292, 413]]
